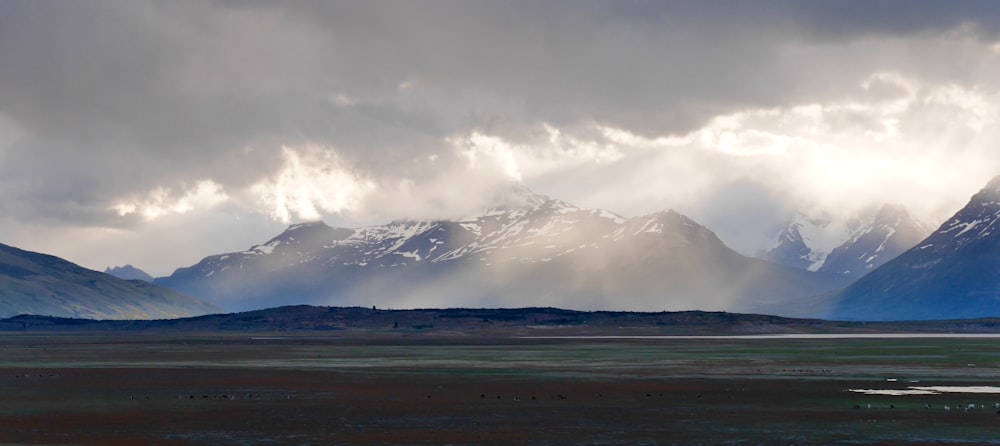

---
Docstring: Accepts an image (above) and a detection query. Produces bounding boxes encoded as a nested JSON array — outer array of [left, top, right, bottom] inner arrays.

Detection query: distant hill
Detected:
[[155, 188, 849, 314], [104, 264, 153, 282], [829, 175, 1000, 320], [3, 305, 1000, 335], [0, 243, 220, 319]]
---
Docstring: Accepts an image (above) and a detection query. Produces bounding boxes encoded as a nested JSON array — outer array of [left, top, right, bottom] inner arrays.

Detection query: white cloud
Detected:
[[598, 125, 693, 150], [248, 145, 375, 223], [457, 132, 524, 182], [10, 204, 284, 277], [431, 73, 999, 254], [114, 180, 228, 221], [5, 2, 1000, 282], [923, 84, 994, 132], [448, 124, 627, 185]]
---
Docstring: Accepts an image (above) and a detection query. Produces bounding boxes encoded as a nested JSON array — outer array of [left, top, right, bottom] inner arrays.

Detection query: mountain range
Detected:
[[155, 190, 850, 314], [828, 176, 1000, 320], [0, 243, 219, 319], [762, 204, 932, 278], [5, 176, 1000, 322]]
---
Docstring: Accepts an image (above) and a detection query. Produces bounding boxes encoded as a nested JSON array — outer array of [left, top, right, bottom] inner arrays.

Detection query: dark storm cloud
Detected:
[[1, 0, 999, 272], [6, 1, 994, 150], [765, 0, 1000, 38]]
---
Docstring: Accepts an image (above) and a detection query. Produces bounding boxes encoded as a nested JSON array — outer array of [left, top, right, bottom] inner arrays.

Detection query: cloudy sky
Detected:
[[2, 1, 1000, 276]]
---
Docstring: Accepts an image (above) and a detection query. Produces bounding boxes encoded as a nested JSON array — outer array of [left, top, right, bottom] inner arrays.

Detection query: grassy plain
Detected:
[[2, 333, 1000, 444]]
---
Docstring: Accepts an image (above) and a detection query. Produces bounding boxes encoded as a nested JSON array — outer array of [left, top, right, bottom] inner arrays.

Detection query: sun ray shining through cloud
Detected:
[[248, 145, 375, 224], [1, 1, 1000, 279], [429, 72, 1000, 255]]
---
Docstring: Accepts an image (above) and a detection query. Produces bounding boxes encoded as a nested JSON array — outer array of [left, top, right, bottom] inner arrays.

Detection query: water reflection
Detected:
[[524, 334, 1000, 339], [850, 386, 1000, 395]]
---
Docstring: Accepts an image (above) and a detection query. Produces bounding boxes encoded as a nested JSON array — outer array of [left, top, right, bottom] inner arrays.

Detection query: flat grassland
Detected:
[[2, 333, 1000, 445]]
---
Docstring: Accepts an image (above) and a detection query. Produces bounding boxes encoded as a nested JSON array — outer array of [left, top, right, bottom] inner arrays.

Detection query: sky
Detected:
[[2, 1, 1000, 277]]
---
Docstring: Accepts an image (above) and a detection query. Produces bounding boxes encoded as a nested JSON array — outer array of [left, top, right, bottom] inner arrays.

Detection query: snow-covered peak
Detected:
[[763, 204, 931, 275], [762, 211, 850, 270], [623, 210, 707, 239], [816, 203, 931, 277], [934, 180, 1000, 248], [462, 185, 591, 224], [922, 177, 1000, 247], [268, 220, 338, 244], [830, 176, 1000, 320], [286, 220, 331, 232], [870, 203, 906, 228], [460, 185, 554, 221], [173, 184, 733, 286], [489, 183, 551, 209], [642, 209, 698, 226], [791, 211, 853, 258], [241, 220, 349, 256]]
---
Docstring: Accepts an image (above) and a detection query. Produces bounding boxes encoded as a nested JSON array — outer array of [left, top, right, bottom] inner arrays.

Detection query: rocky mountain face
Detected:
[[155, 192, 850, 314], [762, 213, 832, 271], [104, 264, 154, 282], [762, 205, 931, 279], [817, 204, 933, 277], [0, 243, 220, 319], [829, 176, 1000, 320]]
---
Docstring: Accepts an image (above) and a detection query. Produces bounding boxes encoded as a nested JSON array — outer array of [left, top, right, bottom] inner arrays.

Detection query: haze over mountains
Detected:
[[152, 176, 1000, 321], [155, 189, 850, 314], [762, 205, 932, 279], [4, 177, 1000, 322], [829, 176, 1000, 320]]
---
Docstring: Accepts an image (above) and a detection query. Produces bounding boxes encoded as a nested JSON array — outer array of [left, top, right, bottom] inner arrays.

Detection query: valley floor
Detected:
[[2, 333, 1000, 444]]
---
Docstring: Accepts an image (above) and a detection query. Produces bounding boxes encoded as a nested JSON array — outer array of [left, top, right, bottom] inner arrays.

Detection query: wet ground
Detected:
[[2, 333, 999, 444]]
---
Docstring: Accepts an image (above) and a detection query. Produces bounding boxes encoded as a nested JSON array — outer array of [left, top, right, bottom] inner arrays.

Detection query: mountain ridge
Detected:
[[762, 204, 931, 279], [0, 243, 221, 319], [105, 264, 154, 282], [5, 304, 1000, 334], [829, 175, 1000, 320], [156, 193, 849, 314]]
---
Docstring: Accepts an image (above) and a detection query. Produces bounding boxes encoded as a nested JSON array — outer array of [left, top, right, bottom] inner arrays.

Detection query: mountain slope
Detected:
[[762, 205, 930, 278], [156, 193, 849, 313], [0, 243, 220, 319], [829, 176, 1000, 320], [762, 213, 833, 270], [817, 204, 932, 277]]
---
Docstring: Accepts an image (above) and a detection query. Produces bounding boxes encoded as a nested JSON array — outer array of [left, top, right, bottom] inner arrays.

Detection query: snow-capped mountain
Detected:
[[762, 212, 841, 271], [817, 204, 932, 277], [104, 264, 154, 282], [829, 175, 1000, 320], [155, 191, 849, 313], [762, 205, 931, 278]]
